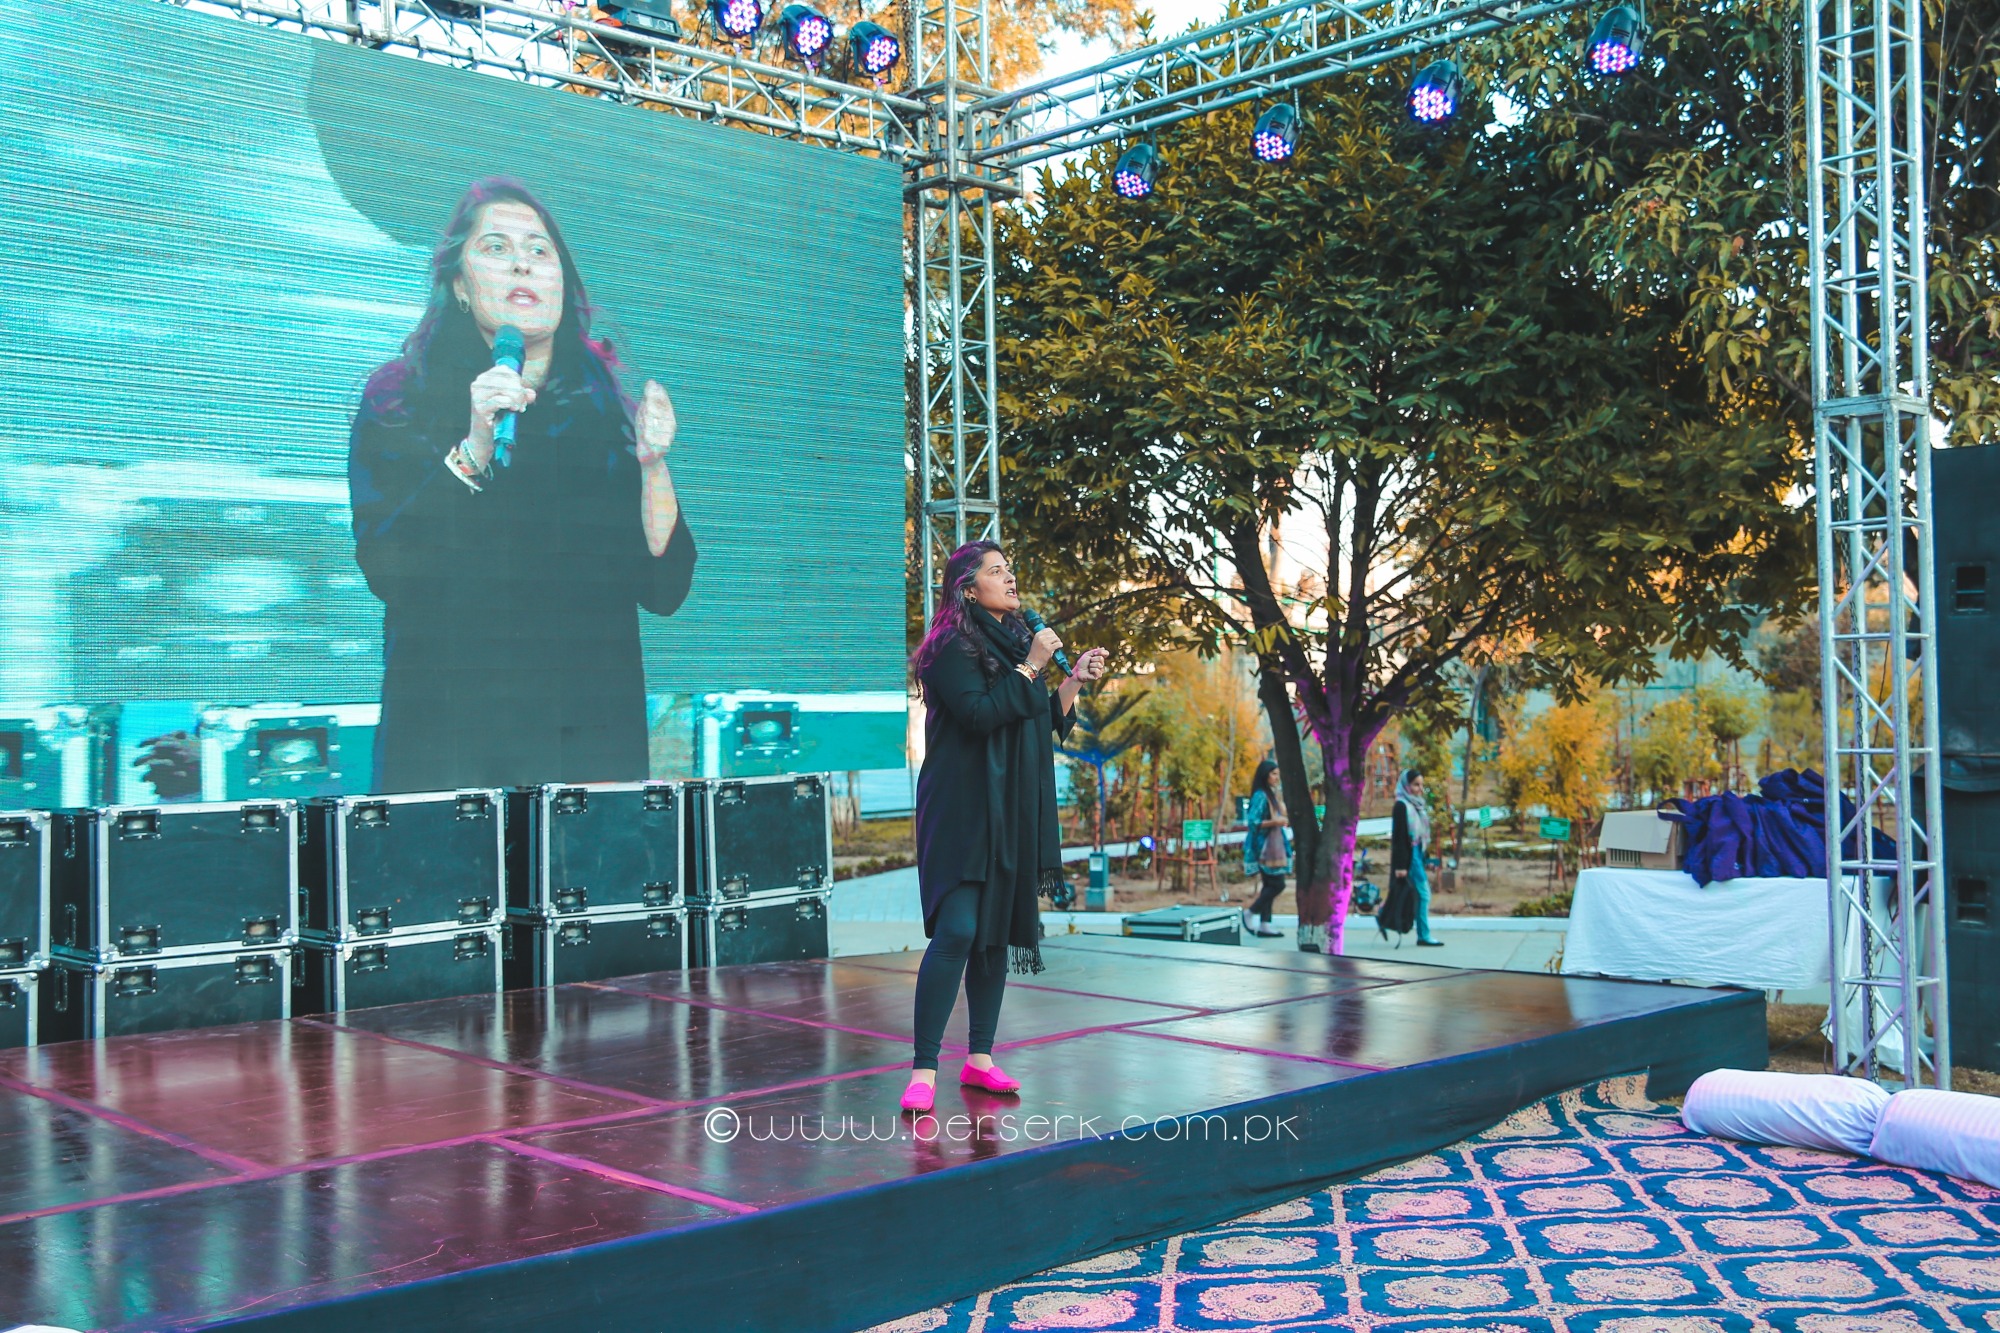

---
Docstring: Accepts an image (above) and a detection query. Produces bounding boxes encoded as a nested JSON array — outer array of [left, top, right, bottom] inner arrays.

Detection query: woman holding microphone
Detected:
[[902, 541, 1108, 1113]]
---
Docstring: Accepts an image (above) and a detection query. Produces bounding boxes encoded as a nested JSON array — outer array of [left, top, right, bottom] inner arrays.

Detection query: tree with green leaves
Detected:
[[998, 9, 1810, 950], [1489, 0, 1996, 441]]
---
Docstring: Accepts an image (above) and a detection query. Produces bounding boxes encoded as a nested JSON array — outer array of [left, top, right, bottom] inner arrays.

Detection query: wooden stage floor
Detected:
[[0, 935, 1765, 1333]]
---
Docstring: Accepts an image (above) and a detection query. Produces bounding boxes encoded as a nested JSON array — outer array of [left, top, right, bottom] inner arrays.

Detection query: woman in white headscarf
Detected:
[[1391, 769, 1442, 947]]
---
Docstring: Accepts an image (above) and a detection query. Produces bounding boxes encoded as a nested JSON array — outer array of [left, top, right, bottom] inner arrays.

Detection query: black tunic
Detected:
[[348, 364, 696, 793], [912, 627, 1076, 955]]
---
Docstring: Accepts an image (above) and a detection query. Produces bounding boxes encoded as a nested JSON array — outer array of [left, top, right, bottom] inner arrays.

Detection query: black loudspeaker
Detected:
[[1935, 441, 2000, 1073], [1935, 442, 2000, 757], [1940, 779, 2000, 1074]]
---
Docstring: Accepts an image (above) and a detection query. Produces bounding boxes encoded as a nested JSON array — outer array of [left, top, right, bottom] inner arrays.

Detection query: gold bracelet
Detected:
[[1015, 663, 1039, 680]]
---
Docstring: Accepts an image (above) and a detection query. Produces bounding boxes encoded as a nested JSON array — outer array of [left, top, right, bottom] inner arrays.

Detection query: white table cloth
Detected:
[[1562, 867, 1830, 991]]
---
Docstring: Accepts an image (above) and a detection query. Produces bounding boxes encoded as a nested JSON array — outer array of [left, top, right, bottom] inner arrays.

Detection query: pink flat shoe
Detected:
[[900, 1078, 936, 1113], [959, 1062, 1021, 1094]]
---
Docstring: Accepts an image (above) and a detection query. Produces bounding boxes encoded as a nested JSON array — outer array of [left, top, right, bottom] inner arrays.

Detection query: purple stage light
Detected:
[[1586, 6, 1646, 76], [1406, 59, 1464, 125], [1409, 87, 1453, 121], [1111, 142, 1158, 198], [1590, 39, 1639, 73], [708, 0, 764, 38], [783, 4, 832, 60], [848, 21, 901, 77], [1252, 103, 1298, 162]]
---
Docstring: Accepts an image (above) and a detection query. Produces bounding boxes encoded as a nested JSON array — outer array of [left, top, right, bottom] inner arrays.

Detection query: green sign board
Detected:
[[1182, 819, 1215, 845], [1478, 806, 1494, 829], [1538, 816, 1573, 841]]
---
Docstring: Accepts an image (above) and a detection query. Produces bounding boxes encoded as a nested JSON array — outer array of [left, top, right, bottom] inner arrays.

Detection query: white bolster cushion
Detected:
[[1681, 1068, 1891, 1156], [1868, 1089, 2000, 1188]]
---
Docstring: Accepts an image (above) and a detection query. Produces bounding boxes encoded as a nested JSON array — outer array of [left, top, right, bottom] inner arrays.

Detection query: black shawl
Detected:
[[912, 607, 1075, 976]]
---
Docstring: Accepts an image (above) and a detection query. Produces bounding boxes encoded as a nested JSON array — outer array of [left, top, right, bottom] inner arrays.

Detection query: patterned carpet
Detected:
[[868, 1077, 2000, 1332]]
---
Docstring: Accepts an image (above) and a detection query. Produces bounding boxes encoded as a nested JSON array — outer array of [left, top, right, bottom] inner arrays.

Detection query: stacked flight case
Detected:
[[504, 781, 688, 987], [0, 811, 51, 1047], [44, 800, 299, 1040], [297, 790, 506, 1013], [689, 774, 833, 967]]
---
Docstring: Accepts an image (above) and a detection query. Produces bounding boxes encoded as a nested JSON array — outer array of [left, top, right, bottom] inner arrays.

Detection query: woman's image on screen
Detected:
[[348, 177, 696, 793]]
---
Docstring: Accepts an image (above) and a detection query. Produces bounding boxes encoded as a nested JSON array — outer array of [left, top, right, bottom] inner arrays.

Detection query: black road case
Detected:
[[1123, 904, 1242, 946], [504, 907, 688, 989], [0, 810, 51, 972], [507, 782, 683, 917], [302, 790, 503, 939], [297, 924, 504, 1014], [42, 947, 292, 1041], [53, 801, 298, 963], [691, 890, 829, 968], [0, 970, 38, 1048], [698, 774, 833, 905]]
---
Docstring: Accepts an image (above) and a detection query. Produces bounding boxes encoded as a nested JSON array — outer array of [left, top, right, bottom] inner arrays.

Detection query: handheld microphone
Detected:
[[491, 325, 525, 467], [1021, 607, 1072, 676]]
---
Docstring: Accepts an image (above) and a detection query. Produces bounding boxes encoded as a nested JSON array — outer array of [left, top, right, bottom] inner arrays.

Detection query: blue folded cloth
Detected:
[[1656, 768, 1893, 887]]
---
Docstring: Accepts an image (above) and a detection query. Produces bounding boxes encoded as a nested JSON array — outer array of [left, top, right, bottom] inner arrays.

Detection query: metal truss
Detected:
[[967, 0, 1591, 169], [1806, 0, 1947, 1086], [170, 0, 925, 157], [908, 0, 1012, 620]]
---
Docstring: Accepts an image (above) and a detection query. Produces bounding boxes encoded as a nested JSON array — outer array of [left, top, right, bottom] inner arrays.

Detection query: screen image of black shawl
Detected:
[[0, 0, 908, 797], [346, 179, 700, 791]]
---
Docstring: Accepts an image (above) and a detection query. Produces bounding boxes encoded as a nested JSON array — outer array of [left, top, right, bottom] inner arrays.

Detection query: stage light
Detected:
[[848, 21, 901, 78], [1406, 58, 1465, 124], [1587, 5, 1646, 74], [1252, 103, 1298, 162], [708, 0, 765, 40], [1112, 143, 1158, 198], [780, 4, 833, 63], [603, 0, 684, 40]]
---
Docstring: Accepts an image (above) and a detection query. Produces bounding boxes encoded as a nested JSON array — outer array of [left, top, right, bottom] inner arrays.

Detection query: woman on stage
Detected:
[[902, 541, 1108, 1113], [348, 177, 696, 793]]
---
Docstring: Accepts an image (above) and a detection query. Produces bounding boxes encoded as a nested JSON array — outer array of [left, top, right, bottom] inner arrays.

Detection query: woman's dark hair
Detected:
[[361, 177, 627, 420], [911, 540, 1028, 685], [1252, 759, 1279, 799]]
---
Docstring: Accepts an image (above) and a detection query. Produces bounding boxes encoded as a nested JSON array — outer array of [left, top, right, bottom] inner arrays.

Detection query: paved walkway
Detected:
[[832, 911, 1568, 974]]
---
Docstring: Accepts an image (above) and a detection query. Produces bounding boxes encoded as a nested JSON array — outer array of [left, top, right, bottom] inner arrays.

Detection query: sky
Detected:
[[1040, 0, 1231, 79]]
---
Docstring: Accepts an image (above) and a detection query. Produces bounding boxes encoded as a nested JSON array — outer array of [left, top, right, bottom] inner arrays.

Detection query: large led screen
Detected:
[[0, 0, 908, 801]]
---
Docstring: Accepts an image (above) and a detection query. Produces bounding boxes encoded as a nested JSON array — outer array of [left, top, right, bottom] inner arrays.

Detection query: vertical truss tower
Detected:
[[908, 0, 1014, 619], [1806, 0, 1946, 1086]]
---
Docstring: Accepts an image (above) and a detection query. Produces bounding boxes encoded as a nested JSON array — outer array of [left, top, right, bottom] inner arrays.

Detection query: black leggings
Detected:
[[1249, 870, 1287, 920], [911, 883, 1007, 1071]]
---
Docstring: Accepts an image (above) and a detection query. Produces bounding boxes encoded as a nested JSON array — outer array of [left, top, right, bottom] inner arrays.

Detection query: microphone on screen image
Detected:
[[491, 324, 525, 466]]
